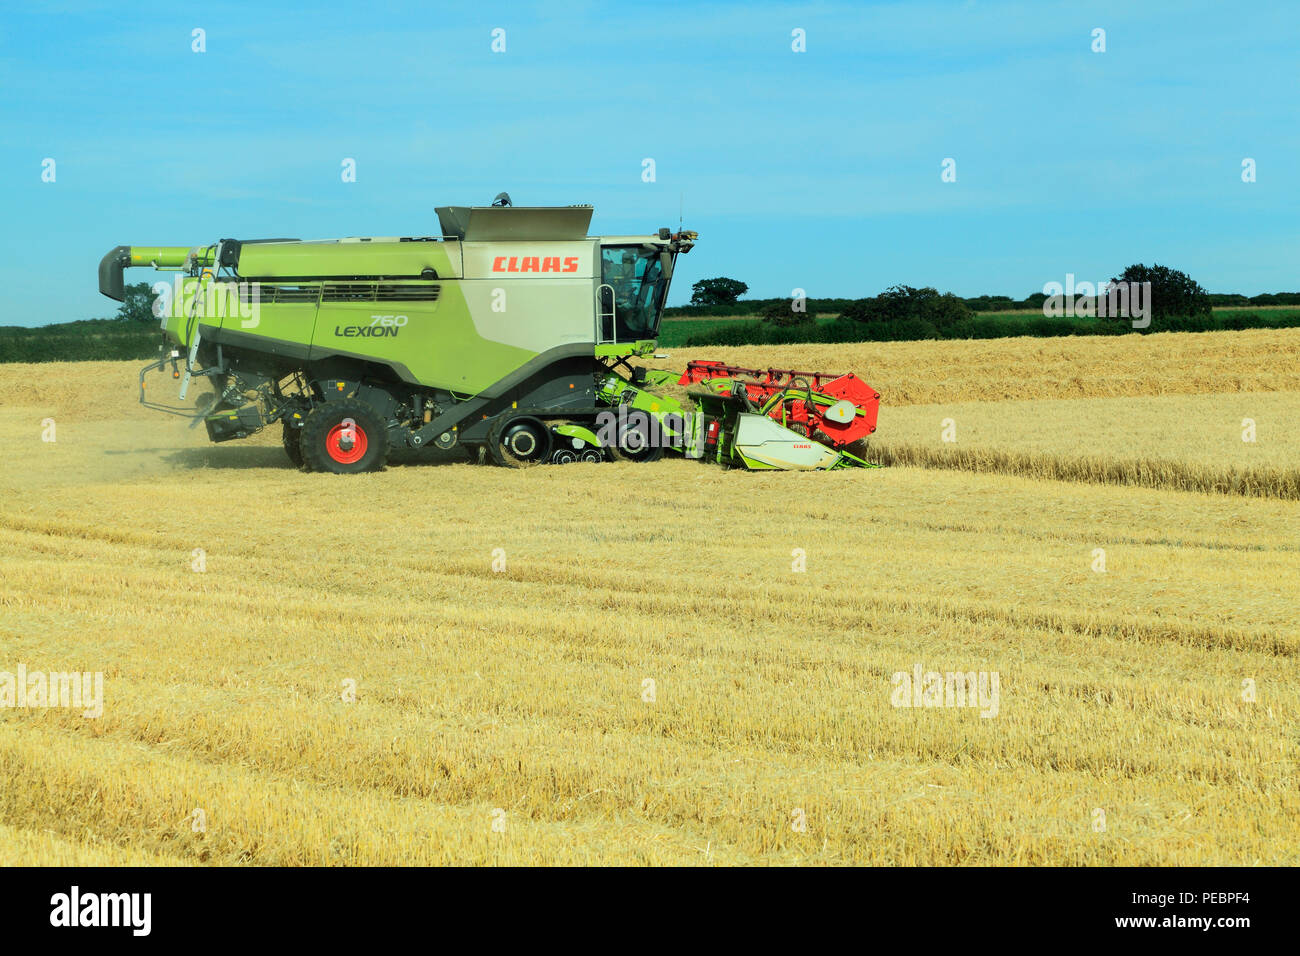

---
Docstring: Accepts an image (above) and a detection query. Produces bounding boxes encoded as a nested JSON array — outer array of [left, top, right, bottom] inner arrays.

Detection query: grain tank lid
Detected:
[[435, 205, 593, 241]]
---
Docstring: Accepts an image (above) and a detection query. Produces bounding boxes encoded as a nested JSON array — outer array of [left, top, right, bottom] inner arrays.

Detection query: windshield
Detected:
[[601, 246, 668, 341]]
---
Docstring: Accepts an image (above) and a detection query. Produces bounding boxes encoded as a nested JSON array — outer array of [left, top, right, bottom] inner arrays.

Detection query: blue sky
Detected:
[[1, 0, 1297, 326]]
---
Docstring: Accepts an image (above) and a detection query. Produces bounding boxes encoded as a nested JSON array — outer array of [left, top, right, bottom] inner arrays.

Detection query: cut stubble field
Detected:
[[0, 328, 1296, 865]]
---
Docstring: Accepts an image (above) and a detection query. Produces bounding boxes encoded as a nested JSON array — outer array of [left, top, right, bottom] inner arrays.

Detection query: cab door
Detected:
[[597, 245, 666, 344]]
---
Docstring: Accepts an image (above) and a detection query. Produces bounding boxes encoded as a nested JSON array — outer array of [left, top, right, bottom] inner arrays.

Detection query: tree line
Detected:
[[674, 266, 1300, 346]]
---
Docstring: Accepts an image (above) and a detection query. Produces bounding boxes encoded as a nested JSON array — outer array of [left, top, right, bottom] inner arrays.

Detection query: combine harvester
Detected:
[[99, 195, 880, 473]]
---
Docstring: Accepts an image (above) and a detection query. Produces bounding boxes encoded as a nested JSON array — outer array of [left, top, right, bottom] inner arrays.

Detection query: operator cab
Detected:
[[598, 244, 670, 343]]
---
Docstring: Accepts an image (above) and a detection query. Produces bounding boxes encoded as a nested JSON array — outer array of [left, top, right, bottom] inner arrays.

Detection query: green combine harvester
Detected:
[[99, 194, 880, 473]]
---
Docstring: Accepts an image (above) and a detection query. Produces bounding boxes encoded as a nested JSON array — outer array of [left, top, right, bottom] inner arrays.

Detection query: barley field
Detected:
[[871, 392, 1300, 499], [1, 329, 1297, 865], [649, 327, 1300, 405]]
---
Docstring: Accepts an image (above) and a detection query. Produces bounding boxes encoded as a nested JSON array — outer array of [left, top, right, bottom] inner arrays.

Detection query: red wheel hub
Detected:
[[325, 421, 368, 464]]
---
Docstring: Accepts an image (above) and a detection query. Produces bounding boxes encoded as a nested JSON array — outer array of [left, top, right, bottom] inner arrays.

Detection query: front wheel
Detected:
[[299, 399, 390, 474]]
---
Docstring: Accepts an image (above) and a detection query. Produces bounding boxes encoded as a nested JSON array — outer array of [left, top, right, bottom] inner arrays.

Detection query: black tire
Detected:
[[608, 415, 664, 463], [492, 416, 551, 468], [282, 422, 305, 468], [299, 399, 390, 474]]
